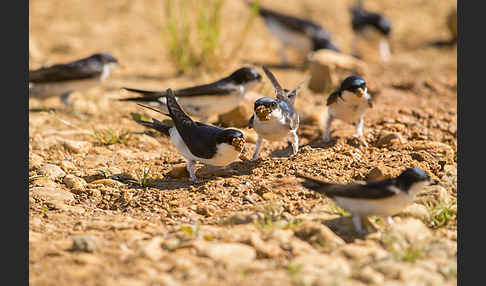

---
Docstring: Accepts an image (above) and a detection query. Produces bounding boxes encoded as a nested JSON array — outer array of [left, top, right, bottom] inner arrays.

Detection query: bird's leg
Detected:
[[379, 37, 391, 62], [252, 136, 263, 160], [186, 161, 198, 183], [353, 116, 368, 147], [322, 113, 334, 143], [60, 91, 73, 106], [290, 130, 299, 156], [352, 215, 366, 234], [354, 116, 364, 138]]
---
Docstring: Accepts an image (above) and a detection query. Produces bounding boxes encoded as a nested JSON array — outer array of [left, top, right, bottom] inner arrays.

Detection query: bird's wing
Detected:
[[326, 90, 344, 106], [133, 117, 172, 137], [248, 114, 255, 129], [120, 87, 166, 102], [299, 173, 399, 199], [136, 103, 170, 117], [279, 100, 299, 131], [285, 76, 310, 106], [173, 80, 238, 97], [165, 88, 220, 159], [262, 66, 286, 100], [256, 5, 321, 35], [29, 58, 103, 83]]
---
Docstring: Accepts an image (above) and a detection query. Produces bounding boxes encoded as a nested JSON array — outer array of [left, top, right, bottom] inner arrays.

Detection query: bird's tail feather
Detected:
[[297, 172, 334, 195], [119, 87, 165, 102], [134, 117, 171, 137]]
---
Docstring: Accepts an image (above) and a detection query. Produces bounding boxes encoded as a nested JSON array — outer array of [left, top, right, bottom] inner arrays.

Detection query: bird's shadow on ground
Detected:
[[270, 143, 295, 158], [269, 135, 338, 158], [322, 216, 378, 243], [109, 159, 261, 190], [300, 135, 338, 150]]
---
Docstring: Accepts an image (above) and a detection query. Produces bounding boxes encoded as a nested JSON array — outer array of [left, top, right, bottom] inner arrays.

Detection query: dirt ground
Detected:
[[29, 0, 457, 285]]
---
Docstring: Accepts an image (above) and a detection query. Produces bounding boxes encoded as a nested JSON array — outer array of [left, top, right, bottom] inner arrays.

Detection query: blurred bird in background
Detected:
[[350, 0, 392, 62]]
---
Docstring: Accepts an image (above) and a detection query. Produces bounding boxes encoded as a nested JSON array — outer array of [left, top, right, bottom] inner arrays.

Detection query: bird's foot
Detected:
[[350, 135, 368, 147], [322, 135, 331, 144], [189, 176, 203, 184]]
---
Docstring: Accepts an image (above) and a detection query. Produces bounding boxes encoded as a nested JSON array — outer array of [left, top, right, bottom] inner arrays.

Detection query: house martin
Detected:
[[248, 1, 340, 65], [350, 0, 392, 61], [323, 75, 373, 145], [249, 66, 307, 159], [133, 88, 246, 183], [120, 67, 262, 122], [299, 167, 435, 233], [29, 53, 120, 105]]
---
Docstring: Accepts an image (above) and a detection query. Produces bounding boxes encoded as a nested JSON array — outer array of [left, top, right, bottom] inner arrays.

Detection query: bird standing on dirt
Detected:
[[249, 66, 306, 160], [132, 88, 246, 183], [350, 0, 392, 62], [298, 167, 435, 233], [247, 1, 339, 66], [322, 75, 372, 145], [29, 53, 120, 105], [120, 67, 262, 123]]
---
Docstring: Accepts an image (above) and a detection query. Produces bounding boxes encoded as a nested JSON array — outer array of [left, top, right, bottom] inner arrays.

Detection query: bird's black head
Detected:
[[339, 75, 367, 96], [216, 129, 246, 153], [254, 97, 279, 121], [376, 17, 392, 37], [89, 53, 120, 65], [395, 167, 433, 192], [228, 67, 263, 85]]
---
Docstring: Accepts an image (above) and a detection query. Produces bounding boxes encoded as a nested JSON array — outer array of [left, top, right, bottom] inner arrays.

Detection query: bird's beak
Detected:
[[255, 105, 272, 121], [232, 137, 245, 153], [356, 88, 365, 98]]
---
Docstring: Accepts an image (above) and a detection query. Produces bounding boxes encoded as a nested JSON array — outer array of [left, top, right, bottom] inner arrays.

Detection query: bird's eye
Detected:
[[272, 102, 277, 108]]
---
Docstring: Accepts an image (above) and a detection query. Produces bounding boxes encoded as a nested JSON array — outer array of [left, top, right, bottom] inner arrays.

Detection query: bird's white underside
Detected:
[[169, 127, 240, 167], [155, 82, 256, 119], [29, 63, 117, 99], [253, 108, 293, 141], [328, 90, 371, 124], [379, 37, 391, 62], [333, 181, 429, 217]]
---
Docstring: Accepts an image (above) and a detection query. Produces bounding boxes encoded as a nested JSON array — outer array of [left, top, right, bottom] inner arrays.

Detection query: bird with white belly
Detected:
[[132, 88, 246, 183], [322, 75, 373, 145]]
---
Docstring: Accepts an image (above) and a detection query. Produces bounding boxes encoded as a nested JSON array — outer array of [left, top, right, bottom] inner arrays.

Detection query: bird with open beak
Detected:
[[249, 66, 307, 159]]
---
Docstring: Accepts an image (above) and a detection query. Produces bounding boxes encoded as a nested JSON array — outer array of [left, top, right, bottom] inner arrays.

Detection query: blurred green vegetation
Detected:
[[161, 0, 260, 74]]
